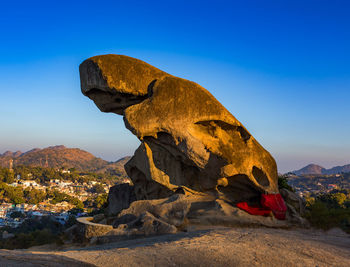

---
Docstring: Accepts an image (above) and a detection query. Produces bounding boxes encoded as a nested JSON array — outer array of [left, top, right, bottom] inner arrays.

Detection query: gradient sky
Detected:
[[0, 0, 349, 173]]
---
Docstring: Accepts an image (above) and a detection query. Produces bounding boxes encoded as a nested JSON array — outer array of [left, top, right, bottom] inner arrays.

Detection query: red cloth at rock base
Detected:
[[261, 193, 287, 220], [236, 202, 272, 216], [236, 194, 287, 220]]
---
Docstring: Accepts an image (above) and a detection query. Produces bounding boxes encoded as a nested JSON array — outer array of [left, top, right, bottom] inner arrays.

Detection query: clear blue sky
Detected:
[[0, 0, 349, 172]]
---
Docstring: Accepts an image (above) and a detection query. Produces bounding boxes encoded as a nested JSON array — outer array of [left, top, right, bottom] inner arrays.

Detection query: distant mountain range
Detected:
[[0, 145, 130, 175], [292, 163, 350, 175]]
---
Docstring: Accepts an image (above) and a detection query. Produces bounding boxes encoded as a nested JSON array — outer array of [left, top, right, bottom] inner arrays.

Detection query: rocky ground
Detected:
[[0, 226, 349, 267]]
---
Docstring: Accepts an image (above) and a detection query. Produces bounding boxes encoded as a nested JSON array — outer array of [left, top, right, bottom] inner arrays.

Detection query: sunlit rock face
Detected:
[[80, 54, 279, 204]]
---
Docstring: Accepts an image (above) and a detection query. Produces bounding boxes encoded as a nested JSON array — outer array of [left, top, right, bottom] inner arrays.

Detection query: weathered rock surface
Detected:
[[80, 54, 279, 204], [280, 188, 306, 216], [0, 251, 96, 267], [107, 183, 136, 216], [280, 188, 309, 226], [73, 193, 291, 244], [86, 194, 191, 243], [104, 212, 178, 242], [74, 217, 113, 242], [4, 227, 349, 267], [113, 194, 190, 228], [70, 227, 350, 267], [88, 194, 289, 244]]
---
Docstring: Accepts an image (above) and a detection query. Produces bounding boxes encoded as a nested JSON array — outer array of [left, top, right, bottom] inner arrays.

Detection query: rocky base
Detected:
[[74, 185, 308, 244]]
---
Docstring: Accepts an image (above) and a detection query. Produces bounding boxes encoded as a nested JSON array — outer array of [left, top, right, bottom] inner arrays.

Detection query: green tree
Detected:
[[10, 211, 25, 219], [0, 183, 25, 204], [0, 168, 15, 184], [91, 183, 105, 194], [278, 175, 294, 192], [14, 165, 30, 180], [305, 192, 350, 233], [318, 192, 347, 208], [94, 193, 108, 209], [24, 188, 46, 204]]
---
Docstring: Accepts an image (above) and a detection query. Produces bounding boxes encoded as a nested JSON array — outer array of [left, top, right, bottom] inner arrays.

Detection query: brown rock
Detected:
[[279, 188, 306, 216], [113, 194, 190, 228], [107, 183, 136, 216], [280, 188, 309, 226], [75, 217, 113, 242], [80, 54, 279, 204], [116, 211, 177, 236]]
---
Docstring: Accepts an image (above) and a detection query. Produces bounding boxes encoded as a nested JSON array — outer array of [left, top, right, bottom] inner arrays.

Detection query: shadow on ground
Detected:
[[73, 227, 215, 251], [0, 252, 96, 267]]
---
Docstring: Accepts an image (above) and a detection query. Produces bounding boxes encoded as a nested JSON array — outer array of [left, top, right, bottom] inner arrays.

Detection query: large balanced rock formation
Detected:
[[80, 55, 279, 205]]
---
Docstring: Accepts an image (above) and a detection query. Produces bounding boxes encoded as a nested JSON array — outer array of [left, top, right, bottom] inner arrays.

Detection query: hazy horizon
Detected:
[[1, 1, 349, 173], [1, 143, 349, 174]]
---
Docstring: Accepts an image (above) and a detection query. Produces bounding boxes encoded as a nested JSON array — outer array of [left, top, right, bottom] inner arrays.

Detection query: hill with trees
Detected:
[[0, 145, 129, 176]]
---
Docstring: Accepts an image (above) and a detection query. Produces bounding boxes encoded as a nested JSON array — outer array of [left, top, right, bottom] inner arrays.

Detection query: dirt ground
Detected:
[[0, 227, 349, 267]]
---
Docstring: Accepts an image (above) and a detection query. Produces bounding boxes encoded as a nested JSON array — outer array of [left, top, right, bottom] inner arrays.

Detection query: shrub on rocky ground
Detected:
[[305, 191, 350, 233]]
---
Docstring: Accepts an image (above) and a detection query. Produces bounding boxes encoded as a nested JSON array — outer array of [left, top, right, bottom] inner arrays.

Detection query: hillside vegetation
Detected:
[[0, 145, 130, 175]]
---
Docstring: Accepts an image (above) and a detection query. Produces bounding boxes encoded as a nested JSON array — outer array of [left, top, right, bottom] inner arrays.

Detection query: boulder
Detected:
[[114, 211, 178, 236], [92, 211, 178, 244], [113, 194, 190, 228], [107, 183, 136, 216], [75, 217, 113, 242], [280, 188, 309, 226], [80, 54, 280, 205], [279, 188, 306, 216]]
